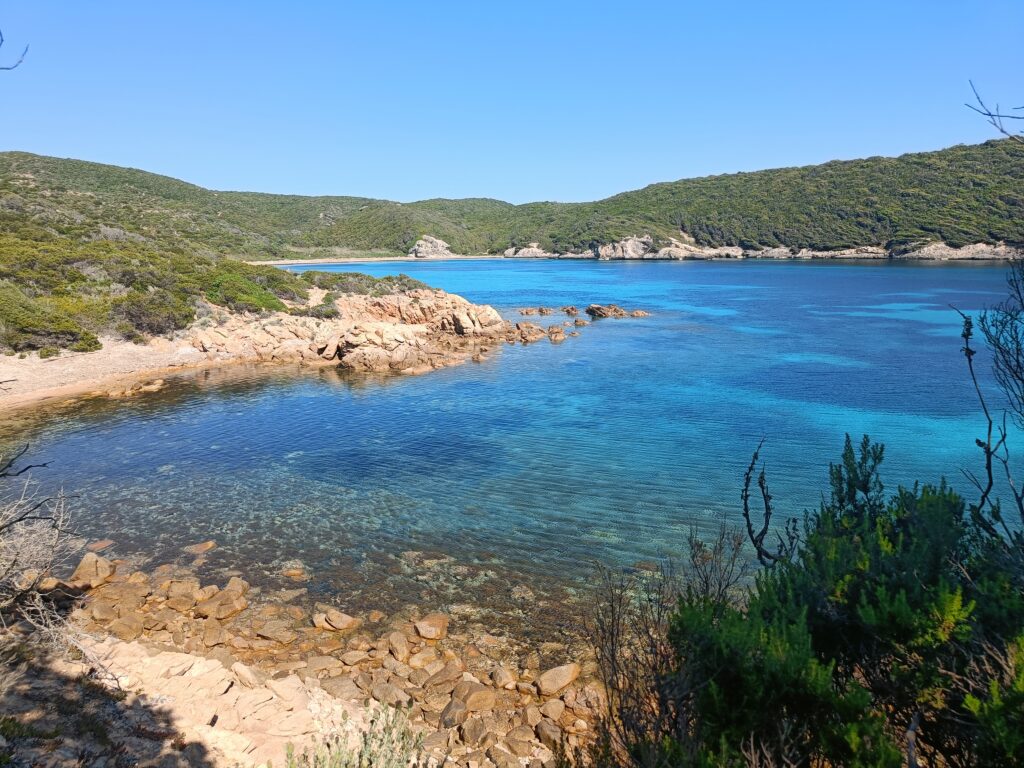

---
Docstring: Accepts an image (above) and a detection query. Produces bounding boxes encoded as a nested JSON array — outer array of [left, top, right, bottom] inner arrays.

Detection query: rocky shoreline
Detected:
[[2, 548, 603, 768], [0, 288, 649, 412], [401, 235, 1021, 262]]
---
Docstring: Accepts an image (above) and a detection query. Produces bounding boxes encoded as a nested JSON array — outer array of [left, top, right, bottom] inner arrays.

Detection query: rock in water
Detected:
[[585, 304, 629, 319]]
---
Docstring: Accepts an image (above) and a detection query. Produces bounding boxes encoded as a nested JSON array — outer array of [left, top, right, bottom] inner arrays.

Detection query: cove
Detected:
[[1, 259, 1012, 635]]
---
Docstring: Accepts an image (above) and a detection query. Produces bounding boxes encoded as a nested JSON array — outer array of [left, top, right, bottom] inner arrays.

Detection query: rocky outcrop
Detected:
[[189, 290, 508, 375], [408, 236, 455, 259], [585, 304, 651, 319], [893, 242, 1022, 260], [504, 243, 592, 260], [7, 553, 607, 768], [497, 235, 1023, 261], [596, 236, 655, 260]]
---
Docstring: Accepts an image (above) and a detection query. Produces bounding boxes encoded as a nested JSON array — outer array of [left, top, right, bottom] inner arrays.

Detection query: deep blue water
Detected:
[[2, 259, 1014, 629]]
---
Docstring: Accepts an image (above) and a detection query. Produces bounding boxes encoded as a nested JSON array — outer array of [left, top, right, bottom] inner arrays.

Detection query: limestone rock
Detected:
[[440, 697, 468, 728]]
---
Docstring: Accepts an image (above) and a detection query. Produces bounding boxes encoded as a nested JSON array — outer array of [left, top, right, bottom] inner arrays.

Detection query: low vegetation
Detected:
[[281, 707, 423, 768], [1, 141, 1021, 260], [0, 231, 428, 354], [587, 270, 1024, 766]]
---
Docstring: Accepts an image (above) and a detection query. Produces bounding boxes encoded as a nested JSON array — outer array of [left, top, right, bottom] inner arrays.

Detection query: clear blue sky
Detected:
[[3, 1, 1021, 203]]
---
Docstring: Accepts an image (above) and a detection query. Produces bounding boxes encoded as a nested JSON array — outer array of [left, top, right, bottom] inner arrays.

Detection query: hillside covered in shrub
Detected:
[[0, 228, 425, 355], [1, 140, 1021, 259]]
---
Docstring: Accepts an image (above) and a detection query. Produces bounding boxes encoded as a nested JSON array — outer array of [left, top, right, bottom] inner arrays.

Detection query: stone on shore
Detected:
[[69, 552, 116, 589], [415, 612, 450, 640], [313, 607, 361, 632], [538, 663, 580, 695]]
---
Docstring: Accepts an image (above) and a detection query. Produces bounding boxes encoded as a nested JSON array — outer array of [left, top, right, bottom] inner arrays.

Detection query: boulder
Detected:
[[539, 699, 565, 720], [388, 630, 411, 663], [372, 681, 412, 708], [453, 681, 496, 711], [194, 589, 248, 620], [491, 666, 516, 690], [514, 322, 547, 344], [415, 612, 450, 640], [255, 620, 297, 645], [585, 304, 629, 319], [409, 647, 439, 669], [69, 552, 115, 588], [536, 719, 563, 751], [440, 697, 468, 728], [537, 663, 580, 695], [313, 608, 361, 632], [107, 612, 144, 641], [321, 675, 361, 701], [409, 236, 454, 259]]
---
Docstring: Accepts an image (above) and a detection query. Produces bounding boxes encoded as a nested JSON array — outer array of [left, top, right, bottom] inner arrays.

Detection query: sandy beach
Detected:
[[248, 254, 507, 266], [0, 337, 227, 412]]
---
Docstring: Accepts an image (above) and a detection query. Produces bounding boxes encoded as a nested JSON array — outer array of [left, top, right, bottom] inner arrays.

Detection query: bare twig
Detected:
[[741, 440, 798, 566], [966, 81, 1024, 144], [0, 28, 28, 71]]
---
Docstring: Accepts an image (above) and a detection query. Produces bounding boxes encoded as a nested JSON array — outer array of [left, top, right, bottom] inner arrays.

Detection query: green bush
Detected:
[[278, 706, 422, 768], [0, 282, 100, 352], [301, 271, 428, 296], [598, 436, 1024, 767], [205, 261, 308, 314], [112, 288, 194, 337]]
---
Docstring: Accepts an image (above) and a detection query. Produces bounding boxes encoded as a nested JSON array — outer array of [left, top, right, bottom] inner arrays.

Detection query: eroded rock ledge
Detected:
[[190, 289, 509, 375], [498, 236, 1022, 261]]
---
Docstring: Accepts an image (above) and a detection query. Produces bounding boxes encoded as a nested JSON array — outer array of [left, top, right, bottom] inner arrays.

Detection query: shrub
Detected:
[[112, 288, 194, 338], [590, 436, 1024, 767], [279, 706, 423, 768], [0, 283, 100, 352], [301, 271, 428, 296]]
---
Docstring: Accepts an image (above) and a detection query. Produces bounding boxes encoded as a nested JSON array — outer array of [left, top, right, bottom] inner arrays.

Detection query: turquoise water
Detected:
[[2, 259, 1014, 631]]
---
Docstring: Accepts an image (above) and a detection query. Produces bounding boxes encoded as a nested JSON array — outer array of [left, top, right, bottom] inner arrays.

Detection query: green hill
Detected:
[[1, 140, 1021, 259], [0, 140, 1021, 355]]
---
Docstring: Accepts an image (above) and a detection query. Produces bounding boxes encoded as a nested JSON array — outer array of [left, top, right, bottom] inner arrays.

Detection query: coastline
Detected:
[[0, 337, 236, 413], [2, 551, 597, 768], [250, 251, 1020, 268], [0, 289, 516, 414]]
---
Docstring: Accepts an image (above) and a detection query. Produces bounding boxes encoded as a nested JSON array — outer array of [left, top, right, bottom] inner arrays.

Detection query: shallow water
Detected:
[[1, 259, 1014, 634]]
